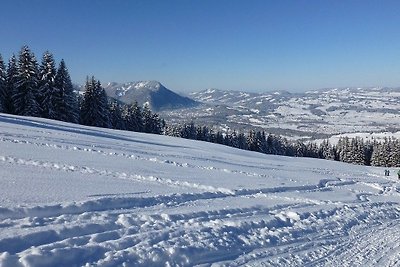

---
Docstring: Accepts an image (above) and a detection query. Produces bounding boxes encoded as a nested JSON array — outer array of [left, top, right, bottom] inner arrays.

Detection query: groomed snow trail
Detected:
[[0, 114, 400, 267]]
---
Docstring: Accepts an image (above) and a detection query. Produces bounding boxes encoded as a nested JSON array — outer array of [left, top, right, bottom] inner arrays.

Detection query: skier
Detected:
[[398, 170, 400, 179]]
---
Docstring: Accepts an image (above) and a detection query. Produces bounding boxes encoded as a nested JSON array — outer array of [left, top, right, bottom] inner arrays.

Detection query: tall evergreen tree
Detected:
[[180, 122, 196, 139], [215, 131, 224, 144], [257, 131, 268, 153], [336, 137, 353, 163], [370, 140, 384, 167], [109, 101, 125, 130], [350, 137, 366, 165], [237, 132, 248, 150], [80, 77, 110, 128], [390, 139, 400, 167], [5, 55, 17, 114], [55, 59, 78, 123], [38, 51, 58, 119], [13, 45, 40, 116], [142, 104, 154, 133], [247, 130, 259, 151], [0, 54, 6, 112], [123, 101, 143, 132], [319, 139, 336, 160]]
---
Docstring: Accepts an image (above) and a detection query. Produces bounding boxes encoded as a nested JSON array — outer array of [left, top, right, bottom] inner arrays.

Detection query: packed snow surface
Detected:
[[1, 114, 400, 266]]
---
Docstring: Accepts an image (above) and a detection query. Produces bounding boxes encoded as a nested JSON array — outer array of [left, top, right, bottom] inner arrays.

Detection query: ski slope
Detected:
[[0, 113, 400, 267]]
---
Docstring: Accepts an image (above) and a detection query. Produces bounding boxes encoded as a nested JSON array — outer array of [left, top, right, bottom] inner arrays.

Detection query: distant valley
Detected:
[[163, 86, 400, 140], [87, 81, 400, 140]]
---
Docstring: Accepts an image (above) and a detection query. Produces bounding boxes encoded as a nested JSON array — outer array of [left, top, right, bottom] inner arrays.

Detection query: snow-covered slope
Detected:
[[103, 81, 198, 111], [1, 114, 400, 266]]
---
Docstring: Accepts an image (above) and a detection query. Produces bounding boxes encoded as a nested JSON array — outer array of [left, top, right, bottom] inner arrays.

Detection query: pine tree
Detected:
[[351, 137, 366, 165], [230, 130, 239, 148], [0, 54, 6, 112], [266, 134, 277, 154], [247, 130, 258, 151], [55, 59, 78, 123], [215, 131, 224, 144], [142, 104, 161, 134], [294, 141, 306, 157], [5, 55, 17, 114], [196, 125, 211, 142], [364, 140, 374, 166], [391, 139, 400, 167], [257, 131, 268, 153], [164, 124, 181, 137], [181, 122, 196, 139], [305, 142, 319, 158], [123, 101, 143, 132], [319, 139, 336, 160], [370, 140, 384, 166], [80, 77, 110, 128], [336, 137, 353, 163], [13, 46, 40, 116], [237, 132, 247, 150], [38, 51, 58, 119], [224, 132, 233, 146], [109, 101, 125, 130]]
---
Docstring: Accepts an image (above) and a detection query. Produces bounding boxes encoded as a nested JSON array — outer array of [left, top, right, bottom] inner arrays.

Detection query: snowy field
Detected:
[[1, 114, 400, 266]]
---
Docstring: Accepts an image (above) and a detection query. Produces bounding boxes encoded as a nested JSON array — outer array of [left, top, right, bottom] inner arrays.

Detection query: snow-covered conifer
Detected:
[[5, 55, 17, 114], [0, 54, 6, 112], [247, 130, 259, 151], [13, 46, 40, 116], [123, 101, 143, 132], [237, 132, 247, 150], [257, 131, 268, 153], [350, 137, 366, 165], [109, 101, 125, 130], [142, 104, 154, 133], [80, 77, 110, 128], [38, 51, 58, 119], [54, 59, 78, 123], [319, 140, 336, 160]]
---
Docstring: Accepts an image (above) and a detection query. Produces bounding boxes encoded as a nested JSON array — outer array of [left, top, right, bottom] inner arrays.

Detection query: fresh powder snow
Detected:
[[0, 113, 400, 266]]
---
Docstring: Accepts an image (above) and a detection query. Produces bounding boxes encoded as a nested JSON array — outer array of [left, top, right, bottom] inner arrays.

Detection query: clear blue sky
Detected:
[[1, 0, 400, 92]]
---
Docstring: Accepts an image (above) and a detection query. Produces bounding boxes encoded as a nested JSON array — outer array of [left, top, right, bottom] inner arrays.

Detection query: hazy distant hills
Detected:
[[161, 87, 400, 140], [78, 80, 400, 140], [102, 81, 198, 111]]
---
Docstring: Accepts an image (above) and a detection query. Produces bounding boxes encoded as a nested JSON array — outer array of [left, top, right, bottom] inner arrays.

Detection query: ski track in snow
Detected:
[[0, 134, 278, 180], [0, 114, 400, 266]]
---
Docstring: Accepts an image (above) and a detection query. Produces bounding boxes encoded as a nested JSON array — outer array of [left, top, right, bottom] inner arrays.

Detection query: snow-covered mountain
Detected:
[[161, 87, 400, 140], [103, 81, 198, 111], [1, 113, 400, 266]]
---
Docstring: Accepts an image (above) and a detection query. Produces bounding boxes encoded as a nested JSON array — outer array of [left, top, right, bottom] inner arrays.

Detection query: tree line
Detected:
[[0, 45, 164, 134], [0, 46, 398, 168], [164, 123, 400, 168]]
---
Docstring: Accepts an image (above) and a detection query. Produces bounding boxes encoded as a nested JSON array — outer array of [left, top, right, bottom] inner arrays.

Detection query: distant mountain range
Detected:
[[78, 80, 400, 140], [102, 81, 198, 111], [161, 86, 400, 140]]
